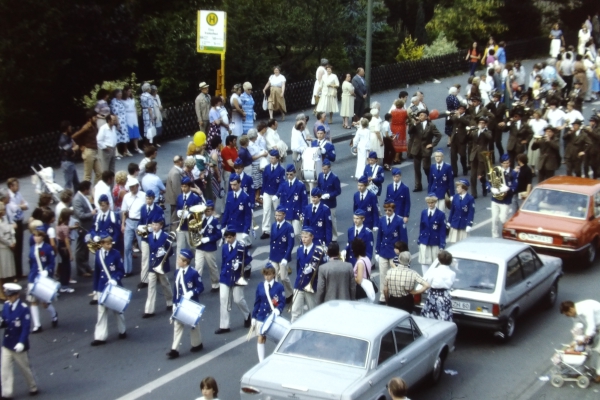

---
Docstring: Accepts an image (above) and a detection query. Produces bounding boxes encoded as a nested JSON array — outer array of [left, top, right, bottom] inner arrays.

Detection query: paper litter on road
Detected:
[[433, 79, 441, 83], [538, 376, 549, 381], [444, 369, 458, 375]]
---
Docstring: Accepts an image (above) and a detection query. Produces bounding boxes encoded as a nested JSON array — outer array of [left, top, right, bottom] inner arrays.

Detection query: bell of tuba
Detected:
[[187, 204, 207, 247], [481, 151, 507, 201], [303, 244, 327, 293]]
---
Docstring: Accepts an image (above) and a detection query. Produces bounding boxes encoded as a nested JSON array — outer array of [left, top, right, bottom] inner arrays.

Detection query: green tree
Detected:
[[425, 0, 508, 47]]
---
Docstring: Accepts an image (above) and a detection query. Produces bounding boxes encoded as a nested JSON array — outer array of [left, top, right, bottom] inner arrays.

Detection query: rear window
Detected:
[[277, 329, 369, 368], [451, 258, 499, 293], [522, 188, 589, 219]]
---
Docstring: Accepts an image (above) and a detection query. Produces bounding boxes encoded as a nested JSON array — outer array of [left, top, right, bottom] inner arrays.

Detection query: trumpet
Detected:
[[175, 206, 188, 232]]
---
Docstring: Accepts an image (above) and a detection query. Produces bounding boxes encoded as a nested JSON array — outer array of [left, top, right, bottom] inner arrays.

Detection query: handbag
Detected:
[[146, 126, 156, 140], [262, 97, 268, 111], [355, 259, 378, 302]]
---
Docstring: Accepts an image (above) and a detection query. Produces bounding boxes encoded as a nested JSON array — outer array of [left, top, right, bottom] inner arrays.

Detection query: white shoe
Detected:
[[60, 287, 75, 293], [124, 151, 133, 157], [135, 148, 144, 154]]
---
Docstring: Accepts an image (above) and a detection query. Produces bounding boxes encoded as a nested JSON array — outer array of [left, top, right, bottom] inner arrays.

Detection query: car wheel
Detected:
[[584, 241, 597, 267], [430, 354, 444, 384], [544, 281, 558, 309], [496, 312, 517, 343], [577, 375, 590, 389], [550, 374, 564, 388]]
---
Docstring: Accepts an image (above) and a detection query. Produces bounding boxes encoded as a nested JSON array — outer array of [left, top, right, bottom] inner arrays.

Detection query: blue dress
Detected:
[[240, 92, 255, 134], [124, 98, 141, 140]]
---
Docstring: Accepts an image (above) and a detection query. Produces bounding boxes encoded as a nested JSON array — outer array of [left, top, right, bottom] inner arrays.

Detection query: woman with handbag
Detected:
[[351, 238, 374, 302], [421, 250, 456, 322]]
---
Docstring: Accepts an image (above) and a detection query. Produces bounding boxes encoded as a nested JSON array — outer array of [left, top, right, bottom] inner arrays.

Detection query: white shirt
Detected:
[[424, 264, 456, 289], [94, 180, 114, 210], [121, 191, 146, 219], [269, 74, 286, 87], [290, 127, 309, 153], [565, 110, 584, 128], [265, 127, 281, 149], [575, 300, 600, 336], [96, 124, 117, 149], [528, 118, 548, 138], [546, 108, 566, 128]]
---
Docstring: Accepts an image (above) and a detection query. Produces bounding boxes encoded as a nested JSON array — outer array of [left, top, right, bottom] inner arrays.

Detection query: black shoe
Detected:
[[244, 315, 252, 328], [142, 313, 155, 319], [119, 332, 127, 339], [29, 389, 39, 396], [32, 326, 43, 334], [244, 269, 251, 279], [137, 282, 148, 289], [90, 340, 106, 346], [378, 301, 386, 305], [413, 186, 422, 192], [166, 305, 173, 311], [166, 349, 179, 359], [1, 396, 13, 400], [482, 189, 488, 197], [286, 295, 293, 304], [89, 299, 98, 305], [260, 233, 270, 240], [214, 328, 230, 334], [210, 287, 220, 293], [52, 313, 58, 328], [190, 343, 204, 353], [123, 273, 132, 278]]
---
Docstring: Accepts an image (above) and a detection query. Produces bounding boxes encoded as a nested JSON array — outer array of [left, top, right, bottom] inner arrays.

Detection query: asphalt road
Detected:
[[5, 58, 600, 400]]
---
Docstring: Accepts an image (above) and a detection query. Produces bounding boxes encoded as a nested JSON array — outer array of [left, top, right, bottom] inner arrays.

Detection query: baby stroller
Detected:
[[31, 165, 63, 204], [550, 347, 595, 389]]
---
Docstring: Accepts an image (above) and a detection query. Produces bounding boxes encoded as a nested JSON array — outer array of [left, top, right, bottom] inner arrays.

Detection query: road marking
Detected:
[[115, 335, 248, 400]]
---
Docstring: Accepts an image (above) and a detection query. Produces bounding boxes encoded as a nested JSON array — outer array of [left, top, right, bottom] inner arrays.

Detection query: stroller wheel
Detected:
[[550, 374, 564, 388], [576, 375, 590, 389]]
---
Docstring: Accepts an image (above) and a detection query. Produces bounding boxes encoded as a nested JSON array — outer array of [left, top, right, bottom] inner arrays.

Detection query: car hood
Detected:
[[507, 210, 584, 234], [242, 355, 365, 399]]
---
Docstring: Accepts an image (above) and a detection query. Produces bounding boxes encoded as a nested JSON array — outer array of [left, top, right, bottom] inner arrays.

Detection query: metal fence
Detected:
[[0, 36, 556, 180]]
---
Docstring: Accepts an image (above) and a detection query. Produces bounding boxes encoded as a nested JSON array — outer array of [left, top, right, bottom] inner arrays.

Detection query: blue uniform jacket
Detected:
[[487, 169, 519, 205], [428, 162, 455, 199], [252, 281, 286, 322], [196, 216, 222, 252], [90, 211, 122, 244], [1, 300, 31, 351], [239, 172, 255, 208], [222, 189, 253, 234], [93, 248, 125, 292], [139, 205, 165, 242], [317, 172, 341, 209], [384, 182, 411, 218], [302, 203, 332, 245], [276, 179, 308, 221], [262, 164, 285, 196], [172, 267, 204, 304], [148, 230, 173, 274], [28, 242, 55, 283], [344, 226, 374, 267], [269, 221, 295, 263], [418, 208, 447, 248], [353, 191, 380, 230], [176, 192, 203, 231], [363, 164, 385, 196], [294, 243, 321, 291], [376, 215, 408, 259], [220, 241, 252, 286], [28, 224, 51, 246], [449, 194, 475, 230], [310, 140, 336, 163]]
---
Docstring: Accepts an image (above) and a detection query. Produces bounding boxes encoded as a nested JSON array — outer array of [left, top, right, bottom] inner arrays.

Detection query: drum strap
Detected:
[[34, 246, 44, 273], [99, 252, 112, 280], [176, 269, 187, 298], [263, 281, 275, 312]]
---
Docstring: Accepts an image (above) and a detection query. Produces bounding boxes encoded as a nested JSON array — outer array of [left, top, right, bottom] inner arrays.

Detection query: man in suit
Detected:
[[486, 91, 507, 161], [343, 209, 374, 267], [316, 243, 356, 304], [273, 164, 308, 237], [567, 80, 585, 112], [352, 68, 367, 119], [164, 155, 184, 232], [260, 149, 285, 239], [317, 159, 341, 242], [564, 119, 592, 177], [428, 151, 455, 211], [450, 104, 470, 177], [269, 207, 295, 301], [73, 180, 96, 277], [376, 199, 408, 302], [586, 115, 600, 179], [354, 176, 379, 230], [468, 117, 493, 198], [531, 127, 561, 183], [302, 188, 332, 246], [418, 194, 447, 276], [504, 110, 533, 169], [408, 110, 442, 191]]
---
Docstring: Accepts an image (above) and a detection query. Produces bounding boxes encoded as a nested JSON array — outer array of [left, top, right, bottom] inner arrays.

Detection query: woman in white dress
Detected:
[[578, 24, 591, 55], [312, 59, 328, 111], [229, 84, 244, 136], [218, 97, 230, 144], [123, 85, 143, 154], [368, 108, 384, 164], [316, 66, 339, 123], [262, 66, 287, 121], [353, 118, 371, 178], [340, 73, 355, 128]]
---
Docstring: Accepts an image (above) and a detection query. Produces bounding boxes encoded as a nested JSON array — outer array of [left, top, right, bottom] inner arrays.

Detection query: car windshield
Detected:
[[521, 188, 589, 219], [277, 329, 369, 368], [451, 258, 499, 293]]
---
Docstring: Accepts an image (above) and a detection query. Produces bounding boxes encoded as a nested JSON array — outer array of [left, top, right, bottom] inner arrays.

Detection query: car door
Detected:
[[504, 256, 528, 313], [374, 329, 400, 394], [391, 318, 424, 386], [517, 248, 547, 309]]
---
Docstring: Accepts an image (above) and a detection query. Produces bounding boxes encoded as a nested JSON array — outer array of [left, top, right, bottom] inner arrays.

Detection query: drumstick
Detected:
[[246, 324, 256, 342]]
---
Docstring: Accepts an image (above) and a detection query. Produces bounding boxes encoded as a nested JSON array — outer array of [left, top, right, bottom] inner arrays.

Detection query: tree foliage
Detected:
[[423, 32, 458, 58], [395, 35, 424, 61]]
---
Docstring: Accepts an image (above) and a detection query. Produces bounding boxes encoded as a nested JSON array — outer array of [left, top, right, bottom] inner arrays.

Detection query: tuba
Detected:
[[481, 151, 507, 201], [187, 204, 207, 247], [302, 244, 327, 293]]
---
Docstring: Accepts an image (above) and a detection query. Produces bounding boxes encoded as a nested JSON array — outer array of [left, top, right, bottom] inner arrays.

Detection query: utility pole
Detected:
[[364, 0, 373, 108]]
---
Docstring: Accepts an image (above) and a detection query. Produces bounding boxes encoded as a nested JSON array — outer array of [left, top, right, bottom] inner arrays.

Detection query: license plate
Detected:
[[452, 301, 471, 310], [523, 233, 553, 244]]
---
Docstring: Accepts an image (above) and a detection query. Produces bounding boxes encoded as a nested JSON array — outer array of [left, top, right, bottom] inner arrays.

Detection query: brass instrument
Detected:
[[87, 240, 102, 254], [152, 232, 177, 275], [187, 204, 207, 247], [136, 224, 150, 239], [227, 244, 249, 311], [302, 244, 327, 293], [482, 151, 507, 201], [175, 206, 188, 232]]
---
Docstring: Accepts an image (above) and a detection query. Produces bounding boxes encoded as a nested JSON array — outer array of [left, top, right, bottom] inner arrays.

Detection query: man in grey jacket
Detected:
[[72, 180, 96, 277], [316, 243, 356, 304], [164, 155, 184, 231], [352, 68, 367, 120]]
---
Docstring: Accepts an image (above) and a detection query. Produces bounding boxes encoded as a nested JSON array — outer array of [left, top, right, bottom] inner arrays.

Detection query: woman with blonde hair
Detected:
[[112, 171, 129, 212]]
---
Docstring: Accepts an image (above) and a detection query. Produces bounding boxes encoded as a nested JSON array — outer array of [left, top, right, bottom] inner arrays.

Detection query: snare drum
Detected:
[[259, 312, 291, 343], [99, 284, 132, 313], [30, 276, 60, 303], [301, 147, 322, 182], [173, 297, 206, 327]]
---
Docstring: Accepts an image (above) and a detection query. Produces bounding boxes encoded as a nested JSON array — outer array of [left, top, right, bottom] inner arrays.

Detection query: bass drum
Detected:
[[300, 147, 322, 183]]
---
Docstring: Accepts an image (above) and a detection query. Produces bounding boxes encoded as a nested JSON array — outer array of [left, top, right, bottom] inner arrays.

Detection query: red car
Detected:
[[502, 176, 600, 267]]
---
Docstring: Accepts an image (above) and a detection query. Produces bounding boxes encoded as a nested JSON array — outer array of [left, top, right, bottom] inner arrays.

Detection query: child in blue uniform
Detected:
[[143, 216, 174, 318], [28, 227, 58, 333], [194, 200, 222, 292], [418, 194, 447, 276]]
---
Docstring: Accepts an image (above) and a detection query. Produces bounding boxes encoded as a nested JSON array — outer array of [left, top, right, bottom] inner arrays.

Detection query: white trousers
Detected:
[[1, 347, 37, 398], [144, 272, 173, 314], [195, 250, 220, 288], [330, 207, 338, 241], [176, 230, 192, 252], [436, 199, 447, 213], [379, 257, 394, 302], [270, 260, 293, 297], [140, 241, 150, 283], [94, 304, 126, 341], [219, 284, 250, 329], [291, 290, 317, 323], [261, 193, 280, 233], [287, 219, 302, 236], [171, 320, 202, 351], [491, 202, 512, 238]]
